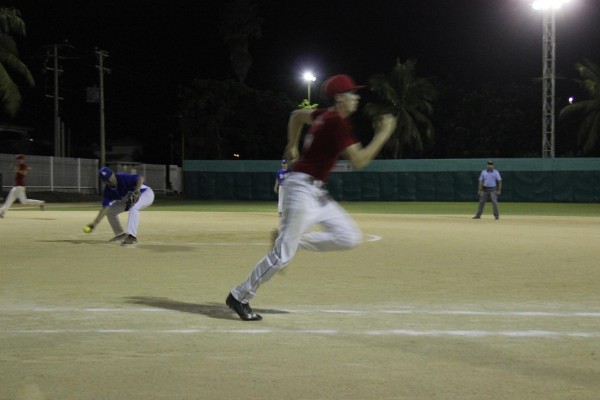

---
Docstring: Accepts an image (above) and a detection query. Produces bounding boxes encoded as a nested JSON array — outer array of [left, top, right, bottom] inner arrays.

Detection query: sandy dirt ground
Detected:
[[0, 206, 599, 400]]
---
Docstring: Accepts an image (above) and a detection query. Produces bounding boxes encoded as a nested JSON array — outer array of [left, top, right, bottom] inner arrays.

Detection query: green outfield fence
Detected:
[[183, 158, 600, 203]]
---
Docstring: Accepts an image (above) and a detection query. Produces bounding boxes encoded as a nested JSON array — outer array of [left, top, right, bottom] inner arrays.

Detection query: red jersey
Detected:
[[292, 108, 358, 182], [14, 163, 28, 186]]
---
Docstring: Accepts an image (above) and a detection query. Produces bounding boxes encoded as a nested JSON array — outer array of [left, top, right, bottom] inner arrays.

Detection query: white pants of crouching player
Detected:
[[106, 187, 155, 237], [231, 172, 362, 303]]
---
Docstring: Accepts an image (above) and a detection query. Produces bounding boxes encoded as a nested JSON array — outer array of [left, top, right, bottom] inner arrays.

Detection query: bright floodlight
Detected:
[[303, 72, 316, 103], [303, 72, 316, 82], [532, 0, 571, 10]]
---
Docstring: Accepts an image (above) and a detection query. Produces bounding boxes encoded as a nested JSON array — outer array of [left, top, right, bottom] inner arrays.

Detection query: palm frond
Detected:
[[0, 33, 18, 56], [579, 113, 600, 154], [0, 8, 27, 37], [365, 58, 437, 157], [0, 48, 34, 87], [0, 62, 21, 116]]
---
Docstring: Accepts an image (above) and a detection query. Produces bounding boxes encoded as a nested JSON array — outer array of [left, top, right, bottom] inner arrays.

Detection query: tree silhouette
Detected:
[[220, 0, 263, 83], [365, 59, 436, 158], [559, 59, 600, 155], [0, 7, 35, 118]]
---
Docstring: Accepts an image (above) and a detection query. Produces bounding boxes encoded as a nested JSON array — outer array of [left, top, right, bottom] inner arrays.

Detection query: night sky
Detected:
[[5, 0, 600, 160]]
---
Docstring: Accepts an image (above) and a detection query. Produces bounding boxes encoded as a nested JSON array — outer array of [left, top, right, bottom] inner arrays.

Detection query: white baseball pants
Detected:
[[0, 186, 44, 214], [277, 186, 285, 214], [106, 188, 155, 237], [231, 172, 362, 303]]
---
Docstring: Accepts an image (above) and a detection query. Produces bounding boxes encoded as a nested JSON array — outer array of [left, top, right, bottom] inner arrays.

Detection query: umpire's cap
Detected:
[[99, 167, 113, 181]]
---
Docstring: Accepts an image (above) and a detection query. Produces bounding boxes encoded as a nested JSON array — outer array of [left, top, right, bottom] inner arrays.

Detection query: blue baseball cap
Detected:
[[99, 167, 113, 181], [281, 159, 287, 164]]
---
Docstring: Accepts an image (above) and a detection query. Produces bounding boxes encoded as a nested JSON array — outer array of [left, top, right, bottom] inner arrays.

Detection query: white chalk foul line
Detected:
[[7, 307, 599, 318], [5, 328, 600, 338], [3, 306, 599, 337]]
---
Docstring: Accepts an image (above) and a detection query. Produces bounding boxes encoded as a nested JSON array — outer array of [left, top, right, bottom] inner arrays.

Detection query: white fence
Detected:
[[1, 154, 181, 194]]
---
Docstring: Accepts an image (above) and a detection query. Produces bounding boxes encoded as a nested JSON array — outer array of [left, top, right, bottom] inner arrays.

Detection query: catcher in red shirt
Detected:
[[0, 154, 45, 218], [227, 74, 397, 320]]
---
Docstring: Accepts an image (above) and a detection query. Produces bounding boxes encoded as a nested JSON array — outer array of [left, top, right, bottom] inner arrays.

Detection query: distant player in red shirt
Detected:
[[0, 154, 45, 218], [226, 74, 397, 320]]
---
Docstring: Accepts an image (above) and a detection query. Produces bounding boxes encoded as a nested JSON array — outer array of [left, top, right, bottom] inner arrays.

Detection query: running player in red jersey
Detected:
[[0, 154, 45, 218], [226, 74, 397, 320]]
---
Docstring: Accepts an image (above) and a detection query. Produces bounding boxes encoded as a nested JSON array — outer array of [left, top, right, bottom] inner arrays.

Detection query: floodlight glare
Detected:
[[302, 72, 316, 102], [532, 0, 571, 10], [303, 72, 316, 82]]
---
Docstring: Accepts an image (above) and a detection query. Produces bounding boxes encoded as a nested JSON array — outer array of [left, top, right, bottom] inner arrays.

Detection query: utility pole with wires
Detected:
[[43, 43, 65, 157], [95, 48, 110, 168]]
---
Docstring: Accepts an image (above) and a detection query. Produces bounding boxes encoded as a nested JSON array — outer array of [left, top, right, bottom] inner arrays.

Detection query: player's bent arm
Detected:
[[342, 114, 397, 170], [284, 109, 313, 163], [89, 207, 109, 229]]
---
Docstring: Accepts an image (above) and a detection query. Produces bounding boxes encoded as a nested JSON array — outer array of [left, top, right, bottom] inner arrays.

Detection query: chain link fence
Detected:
[[1, 154, 181, 195]]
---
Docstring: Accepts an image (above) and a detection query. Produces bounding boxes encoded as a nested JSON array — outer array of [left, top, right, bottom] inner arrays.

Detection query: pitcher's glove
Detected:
[[125, 190, 140, 211]]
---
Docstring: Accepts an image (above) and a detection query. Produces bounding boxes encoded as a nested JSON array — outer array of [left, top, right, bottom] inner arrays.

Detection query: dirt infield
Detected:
[[1, 207, 599, 399]]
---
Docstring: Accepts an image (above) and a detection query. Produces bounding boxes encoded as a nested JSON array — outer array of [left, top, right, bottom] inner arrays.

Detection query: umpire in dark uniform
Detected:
[[473, 160, 502, 220]]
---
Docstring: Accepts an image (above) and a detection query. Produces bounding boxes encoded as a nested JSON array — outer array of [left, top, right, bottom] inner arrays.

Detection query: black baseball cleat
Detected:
[[109, 233, 128, 242], [121, 234, 138, 245], [226, 293, 262, 321]]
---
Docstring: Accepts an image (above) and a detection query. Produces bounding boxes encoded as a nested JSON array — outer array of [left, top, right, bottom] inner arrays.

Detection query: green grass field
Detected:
[[51, 199, 600, 216]]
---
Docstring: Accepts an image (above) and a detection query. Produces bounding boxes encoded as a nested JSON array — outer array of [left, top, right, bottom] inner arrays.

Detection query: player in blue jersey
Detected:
[[273, 159, 289, 217], [86, 167, 155, 245]]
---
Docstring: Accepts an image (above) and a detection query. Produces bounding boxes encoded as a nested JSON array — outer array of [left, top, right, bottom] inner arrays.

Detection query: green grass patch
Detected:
[[51, 199, 600, 217]]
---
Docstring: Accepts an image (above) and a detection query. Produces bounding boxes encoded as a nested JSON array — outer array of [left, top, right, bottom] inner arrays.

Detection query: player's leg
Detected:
[[277, 186, 285, 216], [106, 201, 127, 235], [0, 186, 19, 215], [126, 188, 155, 237], [299, 198, 361, 252], [19, 189, 44, 208], [490, 191, 499, 219], [230, 180, 312, 303], [475, 191, 488, 217]]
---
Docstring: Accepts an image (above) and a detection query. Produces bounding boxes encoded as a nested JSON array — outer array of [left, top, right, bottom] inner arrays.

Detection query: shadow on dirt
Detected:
[[125, 296, 289, 321]]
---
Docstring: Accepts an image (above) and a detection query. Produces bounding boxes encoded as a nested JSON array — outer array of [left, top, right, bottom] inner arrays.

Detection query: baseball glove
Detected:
[[124, 190, 140, 211]]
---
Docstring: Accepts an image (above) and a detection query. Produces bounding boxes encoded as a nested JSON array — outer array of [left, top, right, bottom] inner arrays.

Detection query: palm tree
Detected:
[[220, 0, 263, 84], [365, 59, 436, 158], [559, 59, 600, 155], [0, 7, 35, 118]]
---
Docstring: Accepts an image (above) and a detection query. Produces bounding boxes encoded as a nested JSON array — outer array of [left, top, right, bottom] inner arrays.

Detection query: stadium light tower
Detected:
[[531, 0, 571, 158], [303, 72, 316, 103]]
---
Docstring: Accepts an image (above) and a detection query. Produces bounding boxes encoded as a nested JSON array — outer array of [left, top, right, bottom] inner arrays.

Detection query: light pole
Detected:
[[531, 0, 571, 158], [303, 72, 316, 103]]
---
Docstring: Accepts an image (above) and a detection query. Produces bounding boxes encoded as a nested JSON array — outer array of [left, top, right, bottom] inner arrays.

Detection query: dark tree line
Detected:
[[3, 2, 600, 163], [178, 79, 295, 160], [176, 57, 600, 161]]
